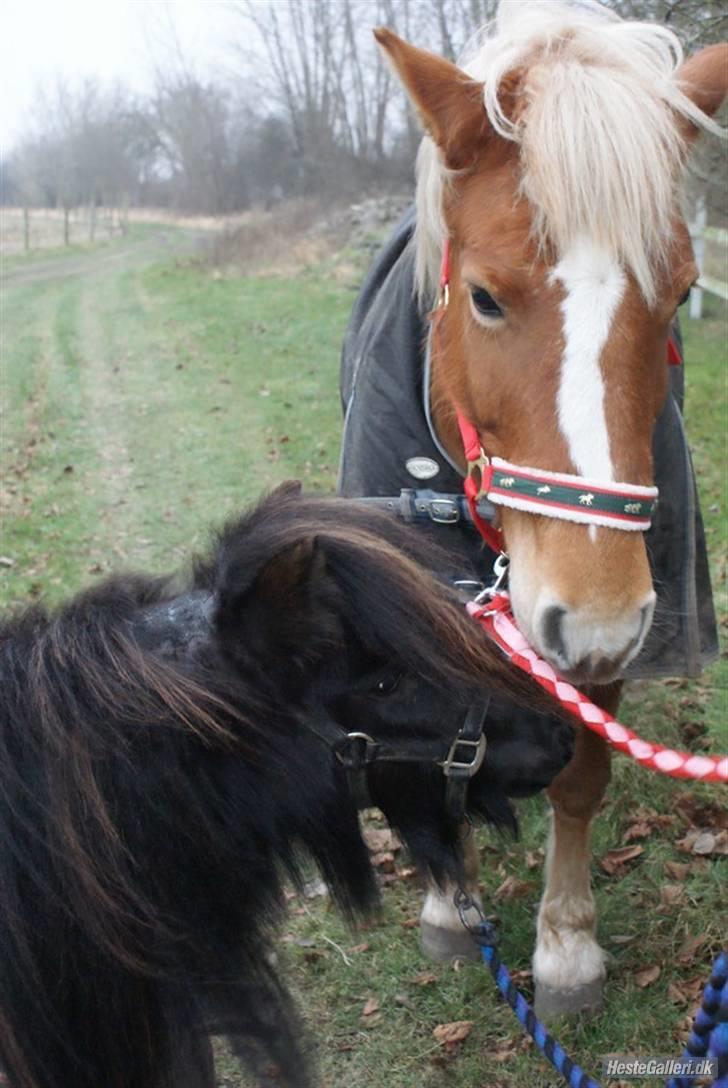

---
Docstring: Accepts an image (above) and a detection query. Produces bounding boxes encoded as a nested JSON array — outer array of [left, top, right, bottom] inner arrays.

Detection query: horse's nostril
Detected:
[[542, 605, 567, 658]]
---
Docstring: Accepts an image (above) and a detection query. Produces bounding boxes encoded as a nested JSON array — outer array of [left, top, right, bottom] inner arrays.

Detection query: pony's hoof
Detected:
[[420, 921, 481, 964], [533, 978, 603, 1020]]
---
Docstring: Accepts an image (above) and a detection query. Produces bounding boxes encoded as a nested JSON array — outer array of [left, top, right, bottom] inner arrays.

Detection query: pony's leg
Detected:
[[533, 684, 618, 1019], [420, 823, 481, 962], [204, 975, 313, 1088]]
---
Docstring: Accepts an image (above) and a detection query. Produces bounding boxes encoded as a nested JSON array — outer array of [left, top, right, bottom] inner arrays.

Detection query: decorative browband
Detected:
[[484, 458, 658, 531]]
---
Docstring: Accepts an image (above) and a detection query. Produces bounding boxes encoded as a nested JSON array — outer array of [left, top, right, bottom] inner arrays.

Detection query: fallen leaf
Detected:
[[362, 998, 380, 1017], [433, 1021, 474, 1051], [493, 876, 534, 901], [623, 821, 653, 843], [491, 1037, 519, 1062], [599, 845, 644, 875], [659, 883, 684, 907], [349, 942, 369, 954], [525, 849, 544, 870], [634, 964, 661, 988], [0, 556, 14, 568], [675, 795, 728, 831], [371, 851, 396, 872], [677, 934, 707, 966], [363, 828, 401, 854], [664, 861, 690, 881], [410, 971, 437, 987], [401, 917, 419, 929], [676, 829, 728, 856], [610, 934, 638, 945]]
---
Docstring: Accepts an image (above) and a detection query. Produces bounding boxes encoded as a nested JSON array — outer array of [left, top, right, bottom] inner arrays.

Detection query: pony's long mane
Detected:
[[415, 0, 720, 306], [0, 488, 560, 1088]]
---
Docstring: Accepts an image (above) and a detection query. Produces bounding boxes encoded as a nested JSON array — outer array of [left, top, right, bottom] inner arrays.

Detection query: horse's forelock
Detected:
[[415, 0, 720, 306]]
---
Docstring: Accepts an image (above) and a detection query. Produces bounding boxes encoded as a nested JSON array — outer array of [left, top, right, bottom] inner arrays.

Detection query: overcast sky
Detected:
[[1, 0, 240, 150]]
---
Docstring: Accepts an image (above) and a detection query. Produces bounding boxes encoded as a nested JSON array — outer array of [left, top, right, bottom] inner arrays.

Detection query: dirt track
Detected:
[[1, 228, 209, 289]]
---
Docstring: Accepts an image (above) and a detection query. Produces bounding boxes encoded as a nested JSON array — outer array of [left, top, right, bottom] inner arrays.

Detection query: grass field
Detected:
[[1, 231, 726, 1088]]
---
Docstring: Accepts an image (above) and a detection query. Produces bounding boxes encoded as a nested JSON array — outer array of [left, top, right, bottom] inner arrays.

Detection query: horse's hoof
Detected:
[[533, 978, 603, 1020], [420, 921, 481, 964]]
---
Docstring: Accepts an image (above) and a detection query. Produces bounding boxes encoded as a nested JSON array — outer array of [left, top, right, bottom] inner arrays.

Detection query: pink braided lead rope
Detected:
[[468, 593, 728, 783]]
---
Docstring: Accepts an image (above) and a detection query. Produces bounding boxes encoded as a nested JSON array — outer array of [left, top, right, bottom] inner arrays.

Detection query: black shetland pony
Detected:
[[0, 485, 572, 1088]]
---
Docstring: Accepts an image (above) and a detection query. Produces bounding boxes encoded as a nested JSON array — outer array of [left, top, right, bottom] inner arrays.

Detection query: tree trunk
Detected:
[[23, 206, 30, 253], [63, 206, 70, 246]]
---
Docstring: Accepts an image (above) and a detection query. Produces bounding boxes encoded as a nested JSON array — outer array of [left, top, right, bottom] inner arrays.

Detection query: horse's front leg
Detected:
[[420, 823, 482, 962], [533, 683, 619, 1019]]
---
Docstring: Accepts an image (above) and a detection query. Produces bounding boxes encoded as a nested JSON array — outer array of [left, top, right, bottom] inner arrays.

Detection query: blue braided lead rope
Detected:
[[666, 951, 728, 1088], [473, 920, 601, 1088], [472, 920, 727, 1088]]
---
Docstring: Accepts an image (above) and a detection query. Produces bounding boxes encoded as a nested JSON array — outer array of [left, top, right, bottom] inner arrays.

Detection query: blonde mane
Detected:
[[415, 0, 720, 306]]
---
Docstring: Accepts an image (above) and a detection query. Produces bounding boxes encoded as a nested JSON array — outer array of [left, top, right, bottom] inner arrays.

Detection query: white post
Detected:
[[689, 198, 707, 321]]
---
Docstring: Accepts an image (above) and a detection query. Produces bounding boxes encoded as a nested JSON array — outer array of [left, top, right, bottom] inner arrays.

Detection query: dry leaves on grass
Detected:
[[363, 828, 401, 854], [668, 975, 706, 1007], [599, 844, 644, 875], [409, 971, 437, 987], [633, 964, 661, 988], [432, 1020, 474, 1052], [493, 875, 535, 901], [676, 829, 728, 856], [664, 861, 691, 881], [659, 883, 684, 907], [363, 828, 404, 874], [525, 849, 544, 869], [361, 997, 380, 1018], [677, 934, 707, 967], [675, 794, 728, 831]]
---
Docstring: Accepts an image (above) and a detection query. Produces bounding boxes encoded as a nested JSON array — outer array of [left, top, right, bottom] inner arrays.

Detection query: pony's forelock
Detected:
[[415, 0, 721, 306]]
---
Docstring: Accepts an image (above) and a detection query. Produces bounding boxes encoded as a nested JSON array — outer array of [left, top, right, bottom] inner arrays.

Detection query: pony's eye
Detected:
[[677, 287, 691, 308], [373, 672, 402, 696], [470, 286, 504, 321]]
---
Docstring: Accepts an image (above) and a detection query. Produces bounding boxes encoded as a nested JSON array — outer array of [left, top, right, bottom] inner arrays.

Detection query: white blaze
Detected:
[[552, 238, 625, 482]]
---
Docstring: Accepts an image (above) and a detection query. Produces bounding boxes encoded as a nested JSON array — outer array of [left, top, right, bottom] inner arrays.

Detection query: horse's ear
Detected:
[[677, 43, 728, 137], [374, 27, 489, 169]]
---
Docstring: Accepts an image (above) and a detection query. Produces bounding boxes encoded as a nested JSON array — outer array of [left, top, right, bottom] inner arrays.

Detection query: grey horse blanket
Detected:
[[338, 209, 718, 679]]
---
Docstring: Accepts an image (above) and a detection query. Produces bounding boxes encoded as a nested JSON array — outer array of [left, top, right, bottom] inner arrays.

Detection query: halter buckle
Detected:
[[336, 732, 378, 768], [440, 733, 487, 777], [466, 448, 492, 500]]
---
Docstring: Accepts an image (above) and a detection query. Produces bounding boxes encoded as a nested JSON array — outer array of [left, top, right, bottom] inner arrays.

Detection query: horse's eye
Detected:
[[373, 672, 402, 696], [677, 287, 691, 308], [470, 286, 504, 320]]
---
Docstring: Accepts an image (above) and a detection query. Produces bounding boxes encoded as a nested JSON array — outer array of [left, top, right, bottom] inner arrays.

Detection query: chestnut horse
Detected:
[[375, 0, 727, 1017]]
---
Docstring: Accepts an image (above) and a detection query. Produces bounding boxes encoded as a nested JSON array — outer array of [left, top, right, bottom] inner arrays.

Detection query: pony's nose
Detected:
[[537, 596, 655, 681]]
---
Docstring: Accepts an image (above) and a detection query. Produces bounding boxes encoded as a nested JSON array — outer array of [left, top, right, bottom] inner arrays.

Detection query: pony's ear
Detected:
[[214, 536, 342, 685], [374, 27, 489, 169], [216, 537, 323, 628], [677, 43, 728, 136]]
